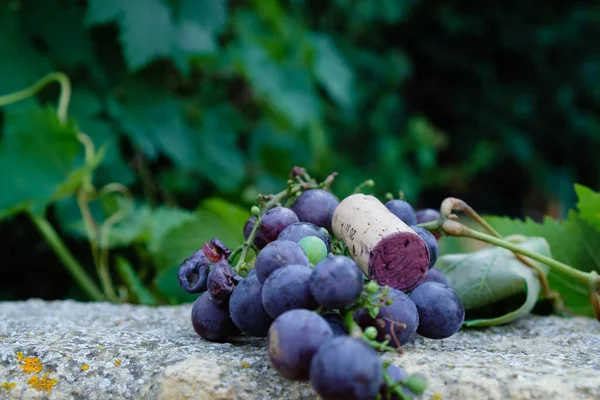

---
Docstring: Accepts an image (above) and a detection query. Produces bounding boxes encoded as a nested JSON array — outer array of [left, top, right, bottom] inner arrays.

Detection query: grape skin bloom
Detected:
[[310, 336, 383, 400], [267, 309, 334, 381], [262, 264, 318, 318], [409, 282, 465, 339]]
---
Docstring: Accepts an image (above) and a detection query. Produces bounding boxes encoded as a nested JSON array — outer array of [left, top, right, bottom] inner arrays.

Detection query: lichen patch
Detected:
[[27, 372, 58, 394]]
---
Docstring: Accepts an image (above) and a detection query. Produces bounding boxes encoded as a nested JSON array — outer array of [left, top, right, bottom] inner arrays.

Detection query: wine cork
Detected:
[[332, 194, 429, 292]]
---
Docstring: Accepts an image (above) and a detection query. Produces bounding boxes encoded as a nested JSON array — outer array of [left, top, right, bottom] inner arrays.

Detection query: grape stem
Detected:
[[438, 198, 554, 299], [229, 170, 337, 273], [382, 370, 412, 400], [419, 197, 600, 318], [342, 310, 398, 353], [29, 213, 105, 302]]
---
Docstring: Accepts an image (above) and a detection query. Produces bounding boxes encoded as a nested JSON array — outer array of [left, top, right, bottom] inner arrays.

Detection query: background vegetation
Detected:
[[1, 0, 599, 302]]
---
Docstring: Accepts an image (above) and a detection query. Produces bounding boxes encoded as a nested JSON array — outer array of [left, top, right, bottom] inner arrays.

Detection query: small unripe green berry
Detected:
[[298, 236, 328, 265], [364, 326, 377, 340], [404, 375, 427, 394], [366, 281, 379, 294], [251, 206, 260, 217]]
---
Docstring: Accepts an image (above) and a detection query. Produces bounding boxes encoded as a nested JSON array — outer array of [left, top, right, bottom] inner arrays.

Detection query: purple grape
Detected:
[[385, 199, 417, 226], [291, 189, 339, 233], [243, 216, 268, 249], [322, 312, 348, 337], [309, 336, 383, 400], [277, 222, 331, 252], [423, 267, 449, 285], [416, 208, 440, 224], [259, 207, 299, 243], [177, 249, 211, 293], [229, 274, 273, 337], [410, 225, 439, 269], [206, 260, 236, 303], [255, 240, 309, 284], [202, 238, 231, 260], [262, 264, 318, 318], [309, 255, 364, 309], [354, 288, 419, 347], [267, 309, 334, 381], [409, 282, 465, 339], [191, 292, 238, 342]]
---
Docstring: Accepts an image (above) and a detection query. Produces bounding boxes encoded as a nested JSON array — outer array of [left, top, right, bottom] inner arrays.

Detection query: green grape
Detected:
[[298, 236, 328, 265], [364, 326, 378, 340]]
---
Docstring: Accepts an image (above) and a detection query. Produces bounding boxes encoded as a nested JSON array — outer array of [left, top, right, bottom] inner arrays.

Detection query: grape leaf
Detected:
[[311, 34, 355, 110], [575, 184, 600, 233], [85, 0, 219, 73], [185, 107, 246, 191], [69, 89, 135, 186], [153, 265, 199, 305], [178, 0, 228, 34], [21, 0, 95, 68], [107, 82, 187, 160], [171, 21, 217, 73], [436, 237, 550, 327], [0, 106, 82, 218], [151, 198, 247, 271], [85, 0, 172, 70], [236, 42, 322, 128], [485, 211, 600, 317], [115, 256, 159, 306], [0, 9, 52, 95], [147, 207, 196, 254]]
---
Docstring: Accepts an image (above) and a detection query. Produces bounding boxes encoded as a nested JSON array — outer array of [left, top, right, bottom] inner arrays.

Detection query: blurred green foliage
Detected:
[[1, 0, 599, 301]]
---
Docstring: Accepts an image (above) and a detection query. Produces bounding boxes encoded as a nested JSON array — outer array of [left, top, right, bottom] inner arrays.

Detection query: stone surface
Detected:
[[0, 299, 598, 400]]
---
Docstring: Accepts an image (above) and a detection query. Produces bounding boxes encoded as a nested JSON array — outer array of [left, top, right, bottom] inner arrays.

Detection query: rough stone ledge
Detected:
[[0, 299, 599, 400]]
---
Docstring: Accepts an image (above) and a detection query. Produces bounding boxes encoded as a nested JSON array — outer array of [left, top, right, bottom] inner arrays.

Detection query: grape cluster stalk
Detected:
[[176, 167, 474, 400]]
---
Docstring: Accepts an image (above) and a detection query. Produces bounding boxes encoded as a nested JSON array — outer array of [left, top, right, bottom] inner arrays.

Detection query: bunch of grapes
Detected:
[[177, 169, 465, 400]]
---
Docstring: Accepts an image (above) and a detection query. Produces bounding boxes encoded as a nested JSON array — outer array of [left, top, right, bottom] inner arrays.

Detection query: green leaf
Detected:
[[178, 0, 228, 34], [147, 207, 196, 254], [108, 82, 186, 160], [153, 264, 199, 304], [0, 106, 82, 218], [248, 121, 311, 175], [115, 256, 159, 306], [0, 10, 53, 95], [171, 21, 217, 73], [151, 198, 247, 271], [186, 108, 246, 191], [575, 184, 600, 233], [236, 42, 322, 128], [69, 89, 135, 186], [110, 84, 245, 191], [436, 237, 551, 327], [22, 0, 94, 68], [85, 0, 220, 73], [486, 212, 600, 317], [85, 0, 172, 70], [311, 34, 355, 110]]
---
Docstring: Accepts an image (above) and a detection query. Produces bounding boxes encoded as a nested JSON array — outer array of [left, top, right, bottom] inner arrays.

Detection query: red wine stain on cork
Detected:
[[368, 232, 429, 292]]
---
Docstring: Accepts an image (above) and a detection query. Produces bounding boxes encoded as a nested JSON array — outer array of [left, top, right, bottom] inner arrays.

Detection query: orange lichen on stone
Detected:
[[27, 373, 58, 395], [20, 356, 43, 374], [432, 393, 443, 400], [1, 381, 16, 392], [81, 363, 89, 371], [240, 362, 250, 368], [114, 359, 122, 366]]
